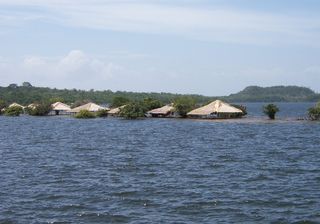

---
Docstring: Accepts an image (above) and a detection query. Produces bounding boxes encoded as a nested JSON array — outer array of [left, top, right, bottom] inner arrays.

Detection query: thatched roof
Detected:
[[187, 100, 243, 116], [108, 105, 126, 115], [69, 102, 105, 113], [51, 102, 71, 111], [9, 103, 24, 108], [27, 103, 38, 109], [148, 104, 175, 115]]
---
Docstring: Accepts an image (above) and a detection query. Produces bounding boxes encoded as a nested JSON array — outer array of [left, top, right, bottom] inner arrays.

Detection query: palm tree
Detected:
[[263, 104, 279, 119]]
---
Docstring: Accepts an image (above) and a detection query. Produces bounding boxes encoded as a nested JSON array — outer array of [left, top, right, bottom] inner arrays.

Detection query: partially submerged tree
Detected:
[[26, 102, 52, 116], [0, 99, 7, 115], [4, 106, 23, 116], [75, 110, 96, 119], [119, 101, 145, 119], [263, 104, 279, 119], [308, 102, 320, 121], [96, 109, 109, 118], [173, 97, 196, 118]]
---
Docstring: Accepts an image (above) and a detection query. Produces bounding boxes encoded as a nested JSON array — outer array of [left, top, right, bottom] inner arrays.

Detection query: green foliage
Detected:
[[4, 106, 23, 116], [231, 104, 247, 116], [26, 102, 52, 116], [263, 104, 279, 119], [49, 97, 65, 103], [174, 97, 196, 118], [0, 84, 212, 106], [119, 101, 145, 119], [75, 110, 96, 119], [112, 96, 130, 107], [0, 99, 7, 114], [308, 102, 320, 120], [96, 109, 109, 118], [143, 97, 164, 111], [22, 82, 32, 87]]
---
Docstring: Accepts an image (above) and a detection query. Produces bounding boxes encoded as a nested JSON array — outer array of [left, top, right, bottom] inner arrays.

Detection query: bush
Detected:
[[119, 102, 145, 119], [96, 109, 109, 117], [26, 102, 52, 116], [75, 110, 96, 119], [263, 104, 279, 119], [143, 97, 164, 111], [308, 102, 320, 120], [174, 97, 196, 118], [4, 106, 24, 116], [112, 96, 130, 108], [0, 100, 7, 115]]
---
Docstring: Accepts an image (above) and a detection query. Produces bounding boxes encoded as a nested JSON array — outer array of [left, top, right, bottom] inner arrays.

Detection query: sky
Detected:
[[0, 0, 320, 96]]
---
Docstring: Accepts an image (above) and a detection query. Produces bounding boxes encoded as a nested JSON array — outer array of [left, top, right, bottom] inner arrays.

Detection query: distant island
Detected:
[[0, 83, 319, 105]]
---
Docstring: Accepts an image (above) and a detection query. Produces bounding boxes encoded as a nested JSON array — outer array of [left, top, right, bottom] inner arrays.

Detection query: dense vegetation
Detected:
[[4, 106, 24, 116], [75, 110, 96, 119], [173, 97, 196, 117], [308, 102, 320, 121], [1, 84, 318, 108], [263, 104, 280, 119], [25, 103, 52, 116]]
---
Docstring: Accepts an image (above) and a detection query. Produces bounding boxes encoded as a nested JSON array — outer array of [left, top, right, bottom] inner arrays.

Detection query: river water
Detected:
[[0, 103, 319, 223]]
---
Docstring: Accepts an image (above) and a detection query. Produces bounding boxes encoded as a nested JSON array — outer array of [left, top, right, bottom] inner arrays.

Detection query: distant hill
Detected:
[[0, 83, 319, 105], [225, 86, 320, 102]]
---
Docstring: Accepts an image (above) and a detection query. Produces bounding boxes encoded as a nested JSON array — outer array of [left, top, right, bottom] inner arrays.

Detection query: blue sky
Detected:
[[0, 0, 320, 96]]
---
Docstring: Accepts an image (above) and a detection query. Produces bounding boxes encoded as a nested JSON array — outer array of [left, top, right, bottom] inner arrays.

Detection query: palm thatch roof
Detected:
[[51, 102, 71, 111], [187, 100, 243, 116], [69, 102, 105, 113], [147, 104, 175, 115], [9, 103, 24, 108], [27, 103, 38, 109], [108, 105, 126, 115]]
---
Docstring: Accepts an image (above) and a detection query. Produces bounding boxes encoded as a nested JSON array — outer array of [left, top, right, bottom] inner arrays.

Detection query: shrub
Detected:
[[143, 97, 164, 111], [263, 104, 279, 119], [0, 100, 7, 115], [119, 101, 145, 119], [308, 102, 320, 120], [96, 109, 109, 117], [26, 102, 52, 116], [75, 110, 96, 119], [4, 106, 24, 116], [174, 97, 196, 118]]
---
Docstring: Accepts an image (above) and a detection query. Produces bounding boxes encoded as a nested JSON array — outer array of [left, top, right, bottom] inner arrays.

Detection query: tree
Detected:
[[263, 104, 279, 119], [22, 82, 33, 87], [119, 101, 145, 119], [173, 97, 196, 118], [4, 106, 23, 116], [75, 110, 96, 119], [0, 99, 6, 114], [143, 97, 164, 111], [112, 96, 130, 108], [96, 109, 109, 118], [308, 102, 320, 120], [26, 102, 52, 116]]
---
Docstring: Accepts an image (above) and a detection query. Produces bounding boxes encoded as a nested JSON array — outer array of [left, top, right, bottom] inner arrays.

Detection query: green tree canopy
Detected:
[[112, 96, 131, 108], [174, 97, 196, 118], [263, 104, 279, 119]]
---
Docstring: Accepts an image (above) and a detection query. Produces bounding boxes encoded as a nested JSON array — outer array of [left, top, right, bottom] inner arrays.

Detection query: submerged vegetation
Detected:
[[75, 110, 96, 119], [4, 106, 23, 116], [308, 102, 320, 121], [25, 103, 52, 116], [263, 104, 280, 119], [174, 97, 196, 118], [96, 109, 109, 118]]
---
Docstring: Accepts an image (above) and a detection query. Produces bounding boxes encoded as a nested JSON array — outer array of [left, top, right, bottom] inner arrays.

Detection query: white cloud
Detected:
[[0, 1, 319, 46]]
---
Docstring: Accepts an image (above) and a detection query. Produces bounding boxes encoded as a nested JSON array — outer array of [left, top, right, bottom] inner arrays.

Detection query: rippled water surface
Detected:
[[0, 103, 320, 223]]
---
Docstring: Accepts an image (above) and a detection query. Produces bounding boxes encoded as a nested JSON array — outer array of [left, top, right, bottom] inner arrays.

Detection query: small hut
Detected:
[[108, 105, 126, 116], [50, 102, 71, 115], [187, 100, 244, 119], [69, 102, 106, 114], [147, 104, 176, 118]]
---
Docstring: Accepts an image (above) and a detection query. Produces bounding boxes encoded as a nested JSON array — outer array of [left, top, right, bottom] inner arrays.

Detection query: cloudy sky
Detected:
[[0, 0, 320, 95]]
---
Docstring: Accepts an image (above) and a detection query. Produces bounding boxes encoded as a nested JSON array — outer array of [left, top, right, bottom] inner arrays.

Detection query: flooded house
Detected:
[[146, 104, 177, 118], [187, 100, 244, 119], [50, 102, 71, 115]]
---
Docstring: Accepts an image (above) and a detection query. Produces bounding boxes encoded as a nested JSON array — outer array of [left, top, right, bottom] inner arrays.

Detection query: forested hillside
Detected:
[[0, 83, 319, 105]]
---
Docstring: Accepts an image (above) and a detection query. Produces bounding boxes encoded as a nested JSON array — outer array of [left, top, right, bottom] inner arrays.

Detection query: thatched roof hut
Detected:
[[27, 103, 38, 109], [51, 102, 71, 111], [9, 103, 24, 108], [108, 105, 126, 116], [187, 100, 243, 118], [147, 104, 175, 117], [69, 102, 105, 113]]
